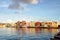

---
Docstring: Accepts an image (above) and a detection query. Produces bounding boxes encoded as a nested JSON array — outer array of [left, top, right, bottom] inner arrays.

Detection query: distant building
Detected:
[[35, 22, 41, 27], [22, 21, 26, 27], [41, 22, 45, 27], [51, 21, 58, 27], [0, 23, 6, 28], [6, 23, 11, 27], [26, 22, 30, 27], [10, 22, 15, 27], [15, 21, 22, 28], [29, 21, 35, 27], [44, 22, 52, 27]]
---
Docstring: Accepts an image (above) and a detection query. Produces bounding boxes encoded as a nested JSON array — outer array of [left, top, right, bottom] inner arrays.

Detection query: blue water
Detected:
[[0, 28, 60, 40]]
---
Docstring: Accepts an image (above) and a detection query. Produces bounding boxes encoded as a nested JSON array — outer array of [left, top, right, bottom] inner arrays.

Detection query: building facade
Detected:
[[51, 21, 58, 27], [22, 21, 26, 27], [35, 22, 41, 27], [29, 21, 35, 27]]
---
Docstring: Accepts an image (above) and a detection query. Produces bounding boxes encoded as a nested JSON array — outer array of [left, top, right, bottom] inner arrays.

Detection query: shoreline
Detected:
[[0, 26, 60, 29], [6, 27, 60, 29], [20, 27, 59, 29]]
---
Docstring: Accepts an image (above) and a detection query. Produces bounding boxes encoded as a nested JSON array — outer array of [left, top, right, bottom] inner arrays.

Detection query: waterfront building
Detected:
[[35, 22, 41, 27], [26, 22, 30, 27], [6, 23, 11, 27], [0, 23, 6, 28], [10, 22, 15, 28], [41, 22, 45, 27], [15, 21, 22, 28], [44, 22, 52, 27], [51, 21, 58, 27], [22, 21, 26, 27], [29, 21, 35, 27]]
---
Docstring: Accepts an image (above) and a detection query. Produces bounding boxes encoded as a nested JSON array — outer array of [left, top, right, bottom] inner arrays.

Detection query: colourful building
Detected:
[[15, 21, 22, 28], [22, 21, 26, 27], [29, 21, 35, 27], [0, 23, 6, 28], [41, 22, 45, 27], [44, 22, 52, 27], [10, 22, 15, 28], [35, 22, 41, 27], [51, 21, 58, 27], [26, 22, 30, 27]]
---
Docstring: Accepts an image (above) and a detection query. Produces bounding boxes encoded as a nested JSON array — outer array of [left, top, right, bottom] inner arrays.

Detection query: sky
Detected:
[[0, 0, 60, 24]]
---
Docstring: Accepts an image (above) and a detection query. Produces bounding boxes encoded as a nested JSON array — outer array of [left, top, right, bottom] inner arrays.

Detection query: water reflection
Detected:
[[0, 28, 59, 40], [51, 29, 58, 35]]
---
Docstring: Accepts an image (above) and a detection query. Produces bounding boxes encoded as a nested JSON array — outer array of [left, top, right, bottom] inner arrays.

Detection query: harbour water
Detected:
[[0, 28, 60, 40]]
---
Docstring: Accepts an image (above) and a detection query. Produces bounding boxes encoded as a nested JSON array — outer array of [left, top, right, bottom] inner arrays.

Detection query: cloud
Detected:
[[12, 0, 38, 4], [8, 3, 20, 9], [8, 3, 24, 10], [8, 0, 39, 9]]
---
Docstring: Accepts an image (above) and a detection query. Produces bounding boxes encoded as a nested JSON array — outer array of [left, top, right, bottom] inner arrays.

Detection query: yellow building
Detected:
[[29, 21, 35, 27], [44, 22, 52, 27], [0, 23, 6, 28], [52, 21, 58, 27], [10, 22, 15, 28], [41, 22, 45, 27]]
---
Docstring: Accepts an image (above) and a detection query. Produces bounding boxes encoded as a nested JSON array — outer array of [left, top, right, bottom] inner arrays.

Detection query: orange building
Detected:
[[35, 22, 41, 27]]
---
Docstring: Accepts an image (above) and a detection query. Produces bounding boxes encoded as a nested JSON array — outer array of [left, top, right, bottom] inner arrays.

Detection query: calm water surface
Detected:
[[0, 28, 60, 40]]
